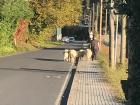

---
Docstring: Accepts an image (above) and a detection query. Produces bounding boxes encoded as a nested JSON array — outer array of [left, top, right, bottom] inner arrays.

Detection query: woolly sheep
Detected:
[[85, 49, 92, 60], [63, 49, 69, 62], [69, 49, 78, 63]]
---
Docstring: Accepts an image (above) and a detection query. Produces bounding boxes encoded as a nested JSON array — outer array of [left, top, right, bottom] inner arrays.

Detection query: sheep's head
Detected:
[[65, 49, 69, 52]]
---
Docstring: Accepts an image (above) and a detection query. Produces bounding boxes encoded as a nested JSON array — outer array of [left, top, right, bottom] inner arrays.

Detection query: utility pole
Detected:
[[99, 0, 103, 44], [114, 15, 119, 65]]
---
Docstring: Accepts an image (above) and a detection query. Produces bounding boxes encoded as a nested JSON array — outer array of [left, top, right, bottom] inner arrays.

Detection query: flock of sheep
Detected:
[[63, 48, 92, 64]]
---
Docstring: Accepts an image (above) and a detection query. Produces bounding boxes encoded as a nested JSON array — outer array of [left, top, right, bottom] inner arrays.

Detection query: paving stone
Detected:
[[67, 60, 124, 105]]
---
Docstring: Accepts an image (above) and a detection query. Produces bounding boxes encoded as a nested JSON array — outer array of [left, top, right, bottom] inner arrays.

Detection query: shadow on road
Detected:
[[0, 68, 69, 74], [35, 58, 64, 62], [43, 47, 80, 51], [43, 48, 65, 50]]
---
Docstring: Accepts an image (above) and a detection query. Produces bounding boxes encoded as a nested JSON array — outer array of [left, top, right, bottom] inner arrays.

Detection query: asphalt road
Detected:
[[0, 42, 82, 105]]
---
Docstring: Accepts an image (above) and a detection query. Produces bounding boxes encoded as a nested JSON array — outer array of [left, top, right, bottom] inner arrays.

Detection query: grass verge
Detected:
[[98, 44, 128, 102], [0, 41, 64, 57]]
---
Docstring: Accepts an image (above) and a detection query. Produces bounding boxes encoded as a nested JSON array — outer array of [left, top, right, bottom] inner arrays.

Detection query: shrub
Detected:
[[0, 46, 16, 56]]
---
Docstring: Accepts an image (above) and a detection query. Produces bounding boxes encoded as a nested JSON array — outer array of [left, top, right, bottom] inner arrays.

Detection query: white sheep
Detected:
[[63, 49, 69, 62], [85, 49, 92, 60], [69, 49, 78, 63]]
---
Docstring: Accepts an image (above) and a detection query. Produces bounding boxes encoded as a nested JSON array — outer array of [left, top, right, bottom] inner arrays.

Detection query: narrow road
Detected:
[[0, 42, 82, 105]]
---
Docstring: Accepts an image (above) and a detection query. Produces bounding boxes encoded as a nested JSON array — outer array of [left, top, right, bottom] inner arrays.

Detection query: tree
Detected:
[[113, 0, 127, 64], [54, 0, 82, 27], [0, 0, 4, 20], [127, 0, 140, 105], [29, 0, 82, 33], [0, 0, 33, 47], [95, 3, 99, 34], [92, 3, 95, 35], [120, 15, 126, 64], [109, 0, 115, 67], [99, 0, 103, 45], [28, 0, 82, 45], [29, 0, 56, 34]]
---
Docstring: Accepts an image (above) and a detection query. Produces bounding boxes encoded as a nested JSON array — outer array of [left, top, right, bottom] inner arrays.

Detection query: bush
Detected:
[[0, 0, 34, 48], [0, 46, 16, 56], [15, 43, 35, 52]]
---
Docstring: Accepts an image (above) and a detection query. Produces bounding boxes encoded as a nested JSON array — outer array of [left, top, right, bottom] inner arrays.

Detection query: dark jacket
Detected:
[[91, 39, 99, 51]]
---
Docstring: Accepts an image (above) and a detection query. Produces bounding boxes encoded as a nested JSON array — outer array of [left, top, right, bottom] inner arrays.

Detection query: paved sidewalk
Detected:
[[67, 60, 124, 105]]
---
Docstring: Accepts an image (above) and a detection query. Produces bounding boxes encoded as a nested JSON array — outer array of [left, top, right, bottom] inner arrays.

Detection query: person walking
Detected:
[[91, 37, 100, 60]]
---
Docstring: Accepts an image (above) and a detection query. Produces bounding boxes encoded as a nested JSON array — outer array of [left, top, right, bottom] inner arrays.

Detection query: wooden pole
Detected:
[[109, 0, 115, 67], [105, 9, 108, 35], [120, 15, 126, 64], [89, 9, 92, 33], [99, 0, 103, 44], [114, 15, 119, 65], [92, 3, 95, 37], [95, 4, 99, 34]]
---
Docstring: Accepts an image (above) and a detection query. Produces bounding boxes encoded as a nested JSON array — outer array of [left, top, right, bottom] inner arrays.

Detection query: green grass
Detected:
[[46, 41, 64, 46], [0, 41, 64, 56], [0, 46, 16, 56], [35, 41, 64, 48]]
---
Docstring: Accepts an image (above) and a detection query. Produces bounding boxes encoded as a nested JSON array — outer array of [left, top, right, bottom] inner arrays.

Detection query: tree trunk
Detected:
[[120, 15, 126, 64], [92, 3, 95, 36], [95, 3, 99, 34], [89, 9, 92, 33], [99, 0, 103, 44], [109, 8, 115, 67], [13, 19, 28, 46], [114, 15, 119, 65], [105, 9, 108, 35], [127, 0, 140, 105]]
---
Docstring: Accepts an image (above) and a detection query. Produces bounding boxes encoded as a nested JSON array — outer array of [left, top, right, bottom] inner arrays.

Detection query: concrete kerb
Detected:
[[55, 63, 74, 105]]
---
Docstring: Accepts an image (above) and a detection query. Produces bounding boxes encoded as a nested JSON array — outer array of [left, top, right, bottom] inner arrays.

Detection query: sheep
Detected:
[[84, 49, 92, 60], [78, 49, 86, 60], [63, 49, 69, 62], [69, 49, 78, 63]]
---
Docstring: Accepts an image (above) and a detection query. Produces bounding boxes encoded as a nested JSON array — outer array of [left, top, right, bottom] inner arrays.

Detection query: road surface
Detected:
[[0, 42, 82, 105]]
